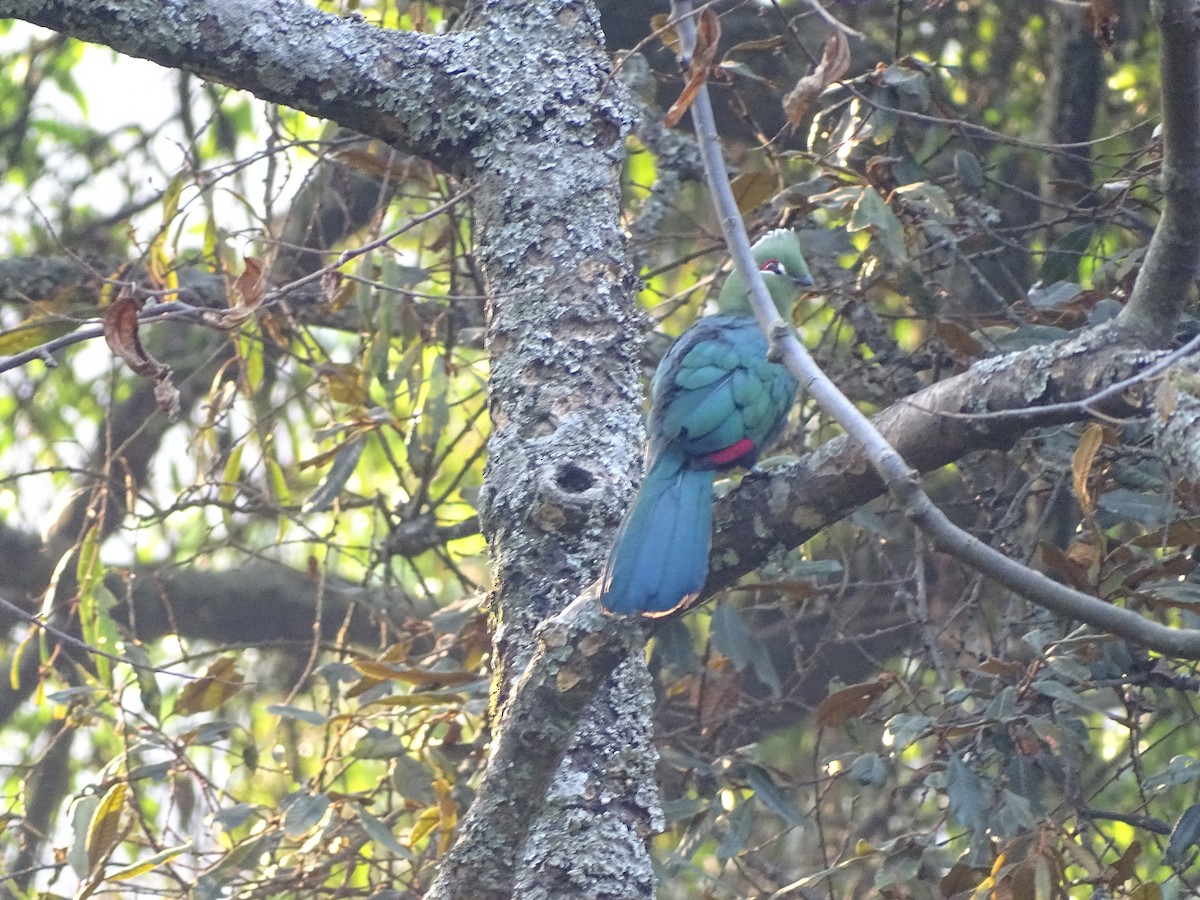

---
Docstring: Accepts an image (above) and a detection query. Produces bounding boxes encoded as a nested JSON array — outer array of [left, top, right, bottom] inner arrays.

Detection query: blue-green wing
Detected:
[[648, 316, 797, 467]]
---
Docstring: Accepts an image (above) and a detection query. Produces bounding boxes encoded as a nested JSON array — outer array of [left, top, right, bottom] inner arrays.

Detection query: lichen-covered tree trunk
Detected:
[[436, 5, 659, 896]]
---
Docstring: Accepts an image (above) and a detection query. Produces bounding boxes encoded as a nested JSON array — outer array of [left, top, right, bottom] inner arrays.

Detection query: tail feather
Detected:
[[600, 455, 715, 616]]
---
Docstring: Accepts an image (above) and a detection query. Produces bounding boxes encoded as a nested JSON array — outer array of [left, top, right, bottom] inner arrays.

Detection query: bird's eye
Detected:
[[760, 258, 785, 276]]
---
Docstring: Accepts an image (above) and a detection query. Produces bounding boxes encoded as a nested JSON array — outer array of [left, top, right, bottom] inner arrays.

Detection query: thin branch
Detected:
[[0, 593, 234, 684]]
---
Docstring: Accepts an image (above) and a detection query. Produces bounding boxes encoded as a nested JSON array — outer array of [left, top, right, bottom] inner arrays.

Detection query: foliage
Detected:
[[1, 1, 1199, 899]]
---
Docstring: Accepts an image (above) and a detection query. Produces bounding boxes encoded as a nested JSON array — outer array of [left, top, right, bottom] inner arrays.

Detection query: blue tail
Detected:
[[599, 451, 715, 617]]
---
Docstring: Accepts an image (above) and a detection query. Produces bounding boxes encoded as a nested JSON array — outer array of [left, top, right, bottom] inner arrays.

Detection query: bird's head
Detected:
[[716, 229, 813, 315]]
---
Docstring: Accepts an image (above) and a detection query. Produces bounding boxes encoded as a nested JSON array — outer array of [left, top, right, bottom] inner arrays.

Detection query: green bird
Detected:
[[600, 229, 813, 616]]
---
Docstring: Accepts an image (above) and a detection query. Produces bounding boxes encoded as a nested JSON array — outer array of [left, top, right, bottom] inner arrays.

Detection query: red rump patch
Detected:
[[704, 438, 756, 467]]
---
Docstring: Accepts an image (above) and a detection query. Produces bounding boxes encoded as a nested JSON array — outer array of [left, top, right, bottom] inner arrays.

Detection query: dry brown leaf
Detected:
[[330, 143, 410, 181], [978, 657, 1025, 679], [102, 287, 181, 419], [103, 289, 160, 377], [1088, 0, 1119, 46], [154, 376, 181, 419], [664, 9, 721, 128], [1038, 541, 1094, 593], [231, 256, 267, 310], [783, 29, 851, 128], [815, 677, 890, 727], [934, 321, 985, 359], [1156, 379, 1177, 420], [175, 657, 244, 715], [1107, 840, 1142, 888], [1071, 422, 1104, 517], [1066, 537, 1101, 572]]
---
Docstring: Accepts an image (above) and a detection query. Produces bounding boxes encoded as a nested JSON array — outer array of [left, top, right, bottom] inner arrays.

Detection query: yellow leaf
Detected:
[[409, 805, 439, 846], [0, 316, 78, 355], [86, 781, 128, 873], [317, 362, 369, 406], [730, 171, 778, 216], [435, 778, 457, 857], [175, 657, 244, 715], [107, 841, 192, 881], [350, 659, 477, 687]]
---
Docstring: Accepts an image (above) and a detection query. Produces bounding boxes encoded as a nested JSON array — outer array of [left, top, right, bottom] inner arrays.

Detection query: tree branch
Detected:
[[1119, 0, 1200, 337], [0, 0, 476, 171]]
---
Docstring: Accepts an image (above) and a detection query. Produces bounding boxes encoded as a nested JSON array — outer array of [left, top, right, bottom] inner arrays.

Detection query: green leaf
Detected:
[[212, 803, 257, 833], [953, 150, 985, 193], [850, 752, 888, 788], [302, 435, 365, 513], [1041, 225, 1094, 284], [391, 753, 438, 805], [1004, 754, 1043, 810], [1144, 755, 1200, 795], [847, 188, 906, 261], [649, 616, 699, 674], [75, 524, 114, 687], [983, 323, 1071, 352], [984, 686, 1016, 721], [1166, 803, 1200, 867], [1138, 580, 1200, 607], [128, 762, 172, 782], [996, 788, 1036, 835], [883, 713, 932, 750], [266, 704, 328, 726], [123, 643, 162, 721], [744, 764, 805, 827], [1097, 489, 1175, 527], [352, 728, 408, 760], [660, 796, 709, 825], [0, 317, 78, 355], [715, 798, 754, 863], [1027, 281, 1083, 311], [881, 62, 932, 109], [946, 753, 988, 834], [788, 558, 845, 577], [356, 806, 413, 859], [1031, 677, 1114, 716], [68, 792, 102, 878], [710, 602, 752, 670], [282, 791, 330, 838]]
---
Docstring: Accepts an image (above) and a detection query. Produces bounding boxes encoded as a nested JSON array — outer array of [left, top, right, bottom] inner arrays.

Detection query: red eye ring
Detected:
[[759, 258, 785, 276]]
